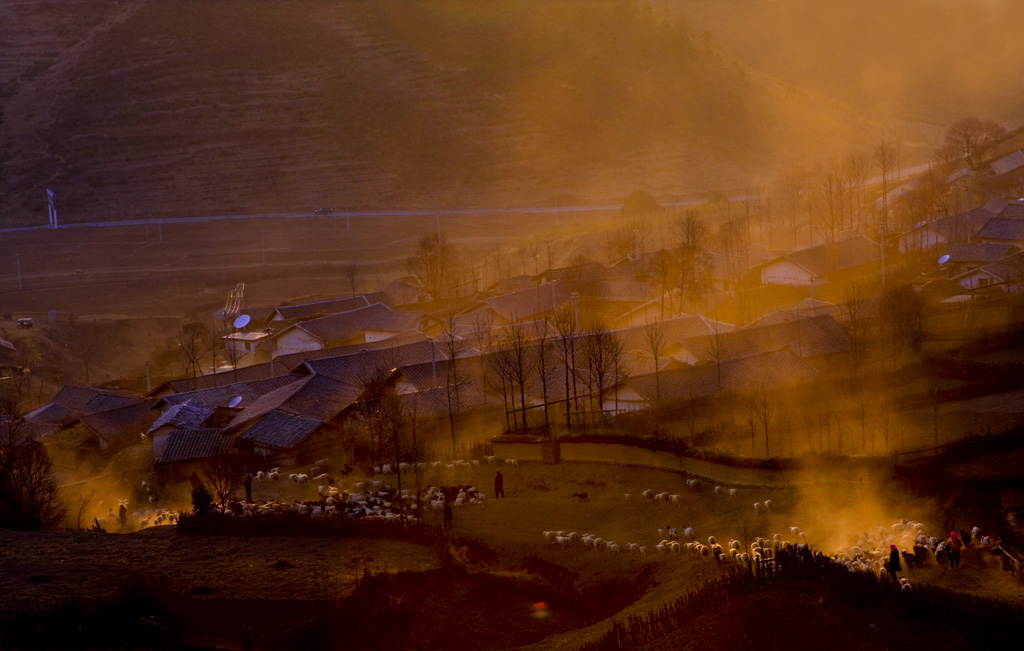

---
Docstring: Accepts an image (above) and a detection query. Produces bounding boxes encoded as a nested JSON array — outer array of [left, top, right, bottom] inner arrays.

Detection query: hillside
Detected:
[[655, 0, 1024, 127], [0, 0, 874, 226]]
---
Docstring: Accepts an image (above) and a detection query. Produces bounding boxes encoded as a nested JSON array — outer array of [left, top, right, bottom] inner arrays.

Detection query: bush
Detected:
[[191, 483, 213, 515]]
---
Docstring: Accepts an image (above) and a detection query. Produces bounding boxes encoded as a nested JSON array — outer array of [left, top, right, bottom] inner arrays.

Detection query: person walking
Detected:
[[244, 473, 253, 502], [443, 499, 454, 528], [946, 531, 962, 569], [118, 503, 127, 529], [494, 470, 505, 498], [887, 544, 902, 582]]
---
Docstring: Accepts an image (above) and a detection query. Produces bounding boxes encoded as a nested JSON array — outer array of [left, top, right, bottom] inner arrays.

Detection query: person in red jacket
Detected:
[[946, 531, 963, 569]]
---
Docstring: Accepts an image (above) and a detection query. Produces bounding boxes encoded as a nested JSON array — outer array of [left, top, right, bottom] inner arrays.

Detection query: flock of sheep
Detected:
[[537, 475, 994, 593]]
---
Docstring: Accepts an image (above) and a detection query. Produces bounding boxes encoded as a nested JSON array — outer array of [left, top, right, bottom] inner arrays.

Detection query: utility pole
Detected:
[[261, 229, 266, 266], [145, 361, 151, 393], [15, 253, 22, 290]]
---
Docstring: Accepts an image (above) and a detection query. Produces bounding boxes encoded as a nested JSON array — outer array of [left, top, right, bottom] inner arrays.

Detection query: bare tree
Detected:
[[68, 322, 106, 384], [752, 385, 775, 458], [75, 489, 95, 531], [177, 321, 211, 388], [881, 284, 925, 365], [875, 141, 897, 228], [945, 117, 1005, 167], [552, 304, 580, 431], [202, 454, 246, 510], [470, 311, 495, 405], [643, 320, 667, 407], [842, 283, 867, 372], [344, 262, 360, 298], [778, 169, 805, 246], [581, 320, 621, 423], [406, 232, 457, 302], [439, 317, 466, 457], [533, 319, 553, 429]]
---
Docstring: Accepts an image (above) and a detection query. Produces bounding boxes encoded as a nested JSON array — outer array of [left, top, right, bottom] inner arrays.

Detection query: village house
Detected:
[[606, 349, 818, 414], [157, 428, 236, 480], [753, 235, 879, 287], [270, 303, 428, 356], [896, 208, 995, 254]]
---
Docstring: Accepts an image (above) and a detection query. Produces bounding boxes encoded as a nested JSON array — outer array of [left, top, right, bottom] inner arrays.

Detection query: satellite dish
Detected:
[[937, 254, 950, 264], [228, 396, 243, 408], [233, 314, 251, 329]]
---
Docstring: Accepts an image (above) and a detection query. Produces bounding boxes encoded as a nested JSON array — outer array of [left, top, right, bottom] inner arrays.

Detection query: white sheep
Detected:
[[669, 494, 681, 504], [728, 488, 738, 497], [763, 500, 773, 513], [641, 489, 654, 501], [655, 492, 669, 502], [713, 485, 722, 495], [269, 471, 279, 481], [624, 493, 632, 501], [484, 455, 496, 463], [683, 527, 694, 540], [753, 502, 761, 512], [506, 458, 519, 467], [638, 546, 647, 556]]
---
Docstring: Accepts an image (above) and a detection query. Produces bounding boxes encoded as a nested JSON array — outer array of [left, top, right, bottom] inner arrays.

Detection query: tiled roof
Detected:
[[998, 202, 1024, 220], [79, 399, 159, 442], [270, 295, 370, 322], [928, 208, 995, 242], [162, 362, 294, 393], [682, 315, 851, 363], [81, 393, 144, 415], [294, 303, 423, 344], [402, 383, 488, 419], [270, 331, 430, 372], [303, 341, 449, 385], [159, 429, 235, 464], [51, 385, 135, 411], [977, 251, 1024, 283], [945, 242, 1019, 264], [482, 283, 572, 321], [991, 150, 1024, 176], [238, 411, 322, 450], [772, 235, 879, 278], [978, 218, 1024, 242], [24, 402, 77, 426], [228, 374, 359, 428], [162, 374, 306, 409], [147, 400, 215, 434], [617, 315, 735, 353], [625, 349, 817, 403], [590, 280, 658, 302]]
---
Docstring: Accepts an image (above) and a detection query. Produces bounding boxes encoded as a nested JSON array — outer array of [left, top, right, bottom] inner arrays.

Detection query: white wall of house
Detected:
[[760, 260, 815, 287], [603, 386, 648, 414], [274, 328, 323, 356], [151, 425, 175, 461], [957, 270, 1000, 292]]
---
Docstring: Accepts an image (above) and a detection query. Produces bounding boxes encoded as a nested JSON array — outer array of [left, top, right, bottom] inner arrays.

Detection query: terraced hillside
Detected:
[[0, 0, 870, 226]]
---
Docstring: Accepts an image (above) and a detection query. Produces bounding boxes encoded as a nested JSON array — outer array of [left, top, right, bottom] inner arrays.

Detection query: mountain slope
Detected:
[[0, 0, 873, 225]]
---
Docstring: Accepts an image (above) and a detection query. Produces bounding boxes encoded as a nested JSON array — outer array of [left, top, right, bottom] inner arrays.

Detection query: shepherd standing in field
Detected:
[[946, 531, 962, 569], [494, 470, 505, 498], [443, 499, 454, 528], [887, 544, 902, 582], [244, 473, 253, 502]]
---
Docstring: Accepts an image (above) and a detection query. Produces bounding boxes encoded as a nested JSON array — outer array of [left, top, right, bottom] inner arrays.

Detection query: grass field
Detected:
[[11, 456, 1018, 648]]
